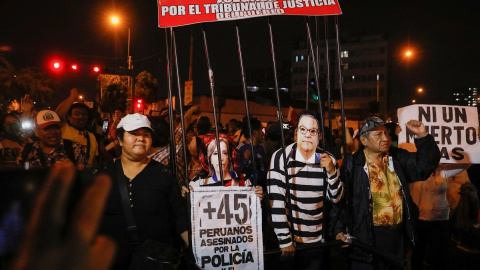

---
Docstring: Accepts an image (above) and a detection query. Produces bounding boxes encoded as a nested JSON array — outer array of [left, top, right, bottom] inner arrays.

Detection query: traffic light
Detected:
[[135, 99, 144, 113], [47, 58, 105, 75], [308, 78, 319, 100], [49, 59, 64, 73]]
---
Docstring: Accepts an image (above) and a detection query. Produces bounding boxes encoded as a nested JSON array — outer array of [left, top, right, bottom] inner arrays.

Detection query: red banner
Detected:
[[158, 0, 342, 28]]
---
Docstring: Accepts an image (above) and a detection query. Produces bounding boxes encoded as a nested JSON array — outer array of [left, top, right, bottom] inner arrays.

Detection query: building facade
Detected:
[[452, 87, 478, 108], [291, 35, 389, 120]]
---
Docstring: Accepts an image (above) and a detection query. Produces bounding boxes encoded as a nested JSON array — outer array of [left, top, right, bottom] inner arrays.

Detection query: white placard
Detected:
[[190, 186, 263, 270], [398, 104, 480, 163]]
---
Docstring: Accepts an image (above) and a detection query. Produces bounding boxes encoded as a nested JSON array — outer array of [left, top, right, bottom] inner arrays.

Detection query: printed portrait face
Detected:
[[209, 140, 229, 174], [296, 115, 319, 156]]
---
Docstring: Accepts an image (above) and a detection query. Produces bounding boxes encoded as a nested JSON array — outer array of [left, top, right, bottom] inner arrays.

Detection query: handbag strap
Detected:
[[115, 159, 141, 244]]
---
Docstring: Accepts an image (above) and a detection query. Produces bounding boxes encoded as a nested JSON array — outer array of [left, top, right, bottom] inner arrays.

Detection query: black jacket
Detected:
[[335, 134, 441, 263]]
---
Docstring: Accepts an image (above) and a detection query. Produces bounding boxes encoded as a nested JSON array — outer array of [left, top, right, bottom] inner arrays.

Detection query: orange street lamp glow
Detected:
[[412, 99, 416, 103], [111, 16, 119, 24], [418, 88, 423, 93], [405, 51, 412, 57]]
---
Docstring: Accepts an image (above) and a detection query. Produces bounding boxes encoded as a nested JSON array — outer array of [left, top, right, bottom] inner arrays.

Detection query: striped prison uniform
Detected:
[[267, 143, 343, 248]]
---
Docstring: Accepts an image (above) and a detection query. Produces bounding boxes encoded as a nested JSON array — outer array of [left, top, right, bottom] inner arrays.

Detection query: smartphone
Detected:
[[102, 119, 109, 134]]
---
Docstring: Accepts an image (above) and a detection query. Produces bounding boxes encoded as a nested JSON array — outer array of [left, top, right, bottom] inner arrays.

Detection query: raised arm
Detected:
[[55, 88, 79, 122]]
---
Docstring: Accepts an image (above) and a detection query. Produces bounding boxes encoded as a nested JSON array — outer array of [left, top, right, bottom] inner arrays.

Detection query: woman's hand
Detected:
[[181, 186, 191, 198], [254, 186, 264, 200]]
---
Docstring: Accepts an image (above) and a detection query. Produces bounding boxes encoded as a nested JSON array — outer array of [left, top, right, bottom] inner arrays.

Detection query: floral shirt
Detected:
[[22, 139, 87, 169], [364, 150, 403, 226]]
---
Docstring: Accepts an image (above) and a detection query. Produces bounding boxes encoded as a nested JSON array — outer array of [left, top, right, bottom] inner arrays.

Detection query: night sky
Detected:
[[1, 0, 479, 111]]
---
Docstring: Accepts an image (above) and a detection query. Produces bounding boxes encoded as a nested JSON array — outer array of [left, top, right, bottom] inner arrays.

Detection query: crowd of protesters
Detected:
[[1, 89, 480, 270]]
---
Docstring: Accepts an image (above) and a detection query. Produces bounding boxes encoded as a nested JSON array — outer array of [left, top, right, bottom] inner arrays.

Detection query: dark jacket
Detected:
[[99, 159, 188, 269], [335, 134, 440, 263]]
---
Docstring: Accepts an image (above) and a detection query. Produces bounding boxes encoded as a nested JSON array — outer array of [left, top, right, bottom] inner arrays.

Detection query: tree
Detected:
[[134, 71, 159, 104], [99, 83, 128, 114], [0, 57, 54, 110], [98, 74, 129, 114]]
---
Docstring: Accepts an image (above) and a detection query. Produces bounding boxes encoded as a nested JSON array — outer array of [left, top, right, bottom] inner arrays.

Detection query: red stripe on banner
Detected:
[[158, 0, 342, 28]]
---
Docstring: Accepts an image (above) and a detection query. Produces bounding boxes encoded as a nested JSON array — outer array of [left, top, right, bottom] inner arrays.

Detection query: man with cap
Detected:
[[334, 117, 441, 270], [98, 113, 189, 269], [20, 110, 88, 170], [55, 88, 99, 168]]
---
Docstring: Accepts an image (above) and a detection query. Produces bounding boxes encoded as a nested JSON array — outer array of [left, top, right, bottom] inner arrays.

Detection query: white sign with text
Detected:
[[398, 104, 480, 163], [190, 186, 263, 270]]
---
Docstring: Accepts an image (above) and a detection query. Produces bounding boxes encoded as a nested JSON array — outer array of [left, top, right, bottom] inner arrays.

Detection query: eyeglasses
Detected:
[[298, 126, 319, 136]]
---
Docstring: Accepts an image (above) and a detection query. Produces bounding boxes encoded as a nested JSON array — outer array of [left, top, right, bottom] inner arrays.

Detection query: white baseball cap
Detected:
[[117, 113, 154, 132], [35, 110, 61, 129]]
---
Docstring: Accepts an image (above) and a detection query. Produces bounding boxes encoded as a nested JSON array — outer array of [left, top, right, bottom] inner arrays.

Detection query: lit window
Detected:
[[301, 55, 304, 61], [295, 56, 299, 62], [341, 50, 349, 58]]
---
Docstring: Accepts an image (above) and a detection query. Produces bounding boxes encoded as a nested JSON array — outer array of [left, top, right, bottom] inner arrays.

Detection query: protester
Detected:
[[0, 112, 27, 169], [149, 116, 185, 180], [335, 116, 441, 270], [20, 110, 87, 170], [262, 122, 282, 164], [55, 88, 99, 168], [236, 117, 267, 188], [188, 133, 263, 199], [9, 160, 116, 270], [98, 113, 188, 270], [410, 163, 471, 270], [267, 110, 343, 270], [108, 107, 126, 142], [106, 106, 126, 157], [187, 115, 212, 179], [227, 118, 238, 137]]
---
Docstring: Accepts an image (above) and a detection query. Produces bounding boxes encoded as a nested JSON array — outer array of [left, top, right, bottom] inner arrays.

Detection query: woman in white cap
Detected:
[[98, 113, 188, 270]]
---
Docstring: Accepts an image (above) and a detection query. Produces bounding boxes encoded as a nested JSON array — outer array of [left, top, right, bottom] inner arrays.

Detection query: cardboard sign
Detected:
[[190, 186, 263, 270], [398, 104, 480, 163], [158, 0, 342, 27]]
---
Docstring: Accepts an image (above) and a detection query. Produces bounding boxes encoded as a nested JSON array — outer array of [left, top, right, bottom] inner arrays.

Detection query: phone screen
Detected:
[[102, 120, 109, 134]]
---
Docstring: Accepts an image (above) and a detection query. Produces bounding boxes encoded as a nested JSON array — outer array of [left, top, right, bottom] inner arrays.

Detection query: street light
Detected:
[[110, 15, 133, 112], [418, 88, 423, 93]]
